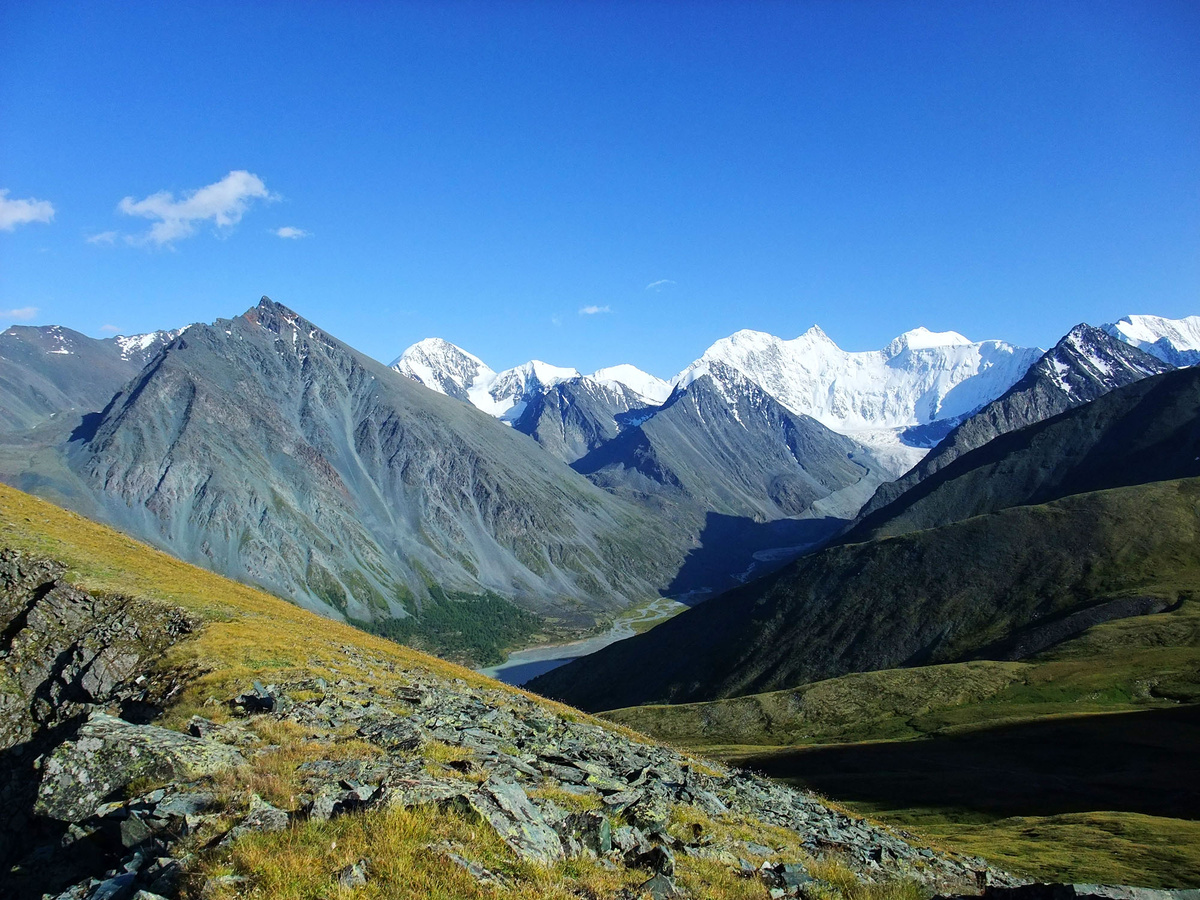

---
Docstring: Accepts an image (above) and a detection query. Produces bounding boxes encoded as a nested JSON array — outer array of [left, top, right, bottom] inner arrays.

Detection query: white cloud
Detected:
[[645, 279, 676, 291], [274, 226, 310, 239], [0, 190, 55, 231], [100, 324, 121, 333], [118, 170, 276, 246], [578, 305, 611, 316], [0, 306, 39, 321], [87, 230, 118, 244]]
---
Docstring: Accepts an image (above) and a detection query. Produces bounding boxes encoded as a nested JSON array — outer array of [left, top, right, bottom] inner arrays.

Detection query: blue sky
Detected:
[[1, 1, 1197, 378]]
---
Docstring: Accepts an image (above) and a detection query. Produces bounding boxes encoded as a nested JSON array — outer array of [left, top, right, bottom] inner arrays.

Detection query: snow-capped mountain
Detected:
[[675, 326, 1043, 474], [590, 365, 672, 404], [1103, 314, 1200, 367], [388, 337, 493, 404], [391, 339, 667, 425], [855, 323, 1172, 522]]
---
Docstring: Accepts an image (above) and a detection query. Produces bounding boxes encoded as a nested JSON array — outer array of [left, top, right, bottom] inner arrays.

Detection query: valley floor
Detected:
[[720, 706, 1200, 887], [480, 596, 689, 685]]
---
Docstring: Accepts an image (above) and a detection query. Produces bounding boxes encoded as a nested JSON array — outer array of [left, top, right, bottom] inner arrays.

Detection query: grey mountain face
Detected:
[[54, 299, 681, 624], [566, 363, 887, 594], [858, 324, 1171, 519], [396, 342, 890, 591], [576, 363, 882, 523], [511, 378, 654, 464], [0, 325, 180, 434]]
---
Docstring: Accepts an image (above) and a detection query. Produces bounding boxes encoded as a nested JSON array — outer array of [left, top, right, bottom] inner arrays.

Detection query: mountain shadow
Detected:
[[662, 512, 845, 601], [733, 705, 1200, 821]]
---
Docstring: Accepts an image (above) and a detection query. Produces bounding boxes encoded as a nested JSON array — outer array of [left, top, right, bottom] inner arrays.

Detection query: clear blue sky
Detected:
[[2, 1, 1197, 377]]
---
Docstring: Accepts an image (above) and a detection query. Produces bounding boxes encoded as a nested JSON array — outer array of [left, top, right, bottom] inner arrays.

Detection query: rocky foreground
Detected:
[[1, 548, 1190, 900]]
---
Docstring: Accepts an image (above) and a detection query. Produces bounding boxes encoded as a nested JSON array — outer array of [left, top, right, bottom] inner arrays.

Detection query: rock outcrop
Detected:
[[0, 550, 197, 892], [33, 659, 1014, 900]]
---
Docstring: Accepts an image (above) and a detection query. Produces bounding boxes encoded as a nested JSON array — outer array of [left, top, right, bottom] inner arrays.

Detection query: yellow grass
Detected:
[[5, 483, 936, 899]]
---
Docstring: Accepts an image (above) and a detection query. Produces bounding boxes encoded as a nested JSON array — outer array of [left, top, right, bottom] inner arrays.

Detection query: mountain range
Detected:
[[1, 300, 1197, 665], [529, 364, 1200, 709], [3, 301, 1198, 892]]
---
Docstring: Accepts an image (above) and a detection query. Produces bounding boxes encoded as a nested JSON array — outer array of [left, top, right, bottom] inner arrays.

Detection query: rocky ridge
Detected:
[[0, 324, 183, 435], [857, 325, 1172, 521], [1, 548, 1015, 900]]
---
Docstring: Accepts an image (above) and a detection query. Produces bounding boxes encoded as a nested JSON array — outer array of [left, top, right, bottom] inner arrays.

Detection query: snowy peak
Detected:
[[112, 328, 186, 362], [391, 338, 495, 403], [682, 324, 1041, 435], [1104, 314, 1200, 367], [590, 365, 671, 404], [1, 323, 182, 365], [884, 327, 972, 357], [476, 361, 581, 422], [389, 335, 672, 422]]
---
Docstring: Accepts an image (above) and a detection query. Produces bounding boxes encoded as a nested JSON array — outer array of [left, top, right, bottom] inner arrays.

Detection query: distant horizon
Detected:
[[2, 2, 1197, 377]]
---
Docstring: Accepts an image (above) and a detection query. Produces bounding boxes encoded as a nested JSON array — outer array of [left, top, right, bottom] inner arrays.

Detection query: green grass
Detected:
[[862, 811, 1200, 888], [602, 583, 1200, 751], [597, 482, 1200, 888], [350, 585, 543, 667]]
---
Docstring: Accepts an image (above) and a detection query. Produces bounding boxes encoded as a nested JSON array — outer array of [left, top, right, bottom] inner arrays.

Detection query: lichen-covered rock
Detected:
[[36, 713, 244, 823], [469, 779, 564, 865]]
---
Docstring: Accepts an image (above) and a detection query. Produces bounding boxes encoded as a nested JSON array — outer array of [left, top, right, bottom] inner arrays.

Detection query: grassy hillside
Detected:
[[1, 482, 974, 900], [602, 596, 1200, 750], [602, 572, 1200, 886], [531, 477, 1200, 710]]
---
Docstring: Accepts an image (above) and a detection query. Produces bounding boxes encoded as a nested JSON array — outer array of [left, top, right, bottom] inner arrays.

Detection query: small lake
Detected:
[[478, 596, 686, 685]]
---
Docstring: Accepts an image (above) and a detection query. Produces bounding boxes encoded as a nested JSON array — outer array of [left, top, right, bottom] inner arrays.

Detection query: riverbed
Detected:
[[478, 596, 687, 685]]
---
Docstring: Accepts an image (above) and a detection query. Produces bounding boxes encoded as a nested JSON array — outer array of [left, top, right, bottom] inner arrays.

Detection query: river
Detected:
[[478, 596, 687, 685]]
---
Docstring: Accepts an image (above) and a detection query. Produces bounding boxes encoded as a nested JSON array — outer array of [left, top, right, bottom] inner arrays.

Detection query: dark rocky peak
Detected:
[[238, 296, 342, 355], [1046, 323, 1172, 392], [856, 323, 1172, 522]]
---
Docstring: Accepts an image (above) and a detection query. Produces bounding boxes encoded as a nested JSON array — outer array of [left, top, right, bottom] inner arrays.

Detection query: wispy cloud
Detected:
[[579, 305, 611, 316], [0, 190, 55, 231], [99, 324, 121, 333], [645, 279, 676, 291], [118, 170, 277, 246], [87, 230, 118, 245], [0, 306, 39, 321], [273, 226, 310, 239]]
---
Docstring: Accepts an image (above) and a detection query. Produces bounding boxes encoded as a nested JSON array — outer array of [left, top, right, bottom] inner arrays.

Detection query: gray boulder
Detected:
[[469, 780, 564, 865], [36, 713, 244, 823]]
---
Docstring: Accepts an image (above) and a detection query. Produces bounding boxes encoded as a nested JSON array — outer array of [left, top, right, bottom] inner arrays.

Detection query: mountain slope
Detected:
[[569, 362, 887, 592], [0, 483, 1003, 900], [510, 376, 658, 464], [576, 362, 881, 522], [849, 364, 1200, 542], [7, 299, 683, 642], [529, 477, 1200, 711], [392, 340, 668, 465], [0, 324, 181, 434], [858, 324, 1171, 519]]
